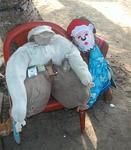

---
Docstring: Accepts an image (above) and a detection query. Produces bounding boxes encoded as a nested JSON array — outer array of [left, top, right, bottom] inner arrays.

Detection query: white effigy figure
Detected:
[[6, 25, 93, 132]]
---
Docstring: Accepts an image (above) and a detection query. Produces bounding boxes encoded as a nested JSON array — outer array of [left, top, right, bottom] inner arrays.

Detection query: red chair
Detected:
[[3, 21, 86, 133]]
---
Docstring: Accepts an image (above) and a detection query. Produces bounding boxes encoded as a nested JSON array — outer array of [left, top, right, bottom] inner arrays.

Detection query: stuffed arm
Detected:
[[67, 44, 93, 86], [6, 48, 30, 132]]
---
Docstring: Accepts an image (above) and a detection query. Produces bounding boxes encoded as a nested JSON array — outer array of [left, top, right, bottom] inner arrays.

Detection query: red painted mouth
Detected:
[[84, 42, 88, 45]]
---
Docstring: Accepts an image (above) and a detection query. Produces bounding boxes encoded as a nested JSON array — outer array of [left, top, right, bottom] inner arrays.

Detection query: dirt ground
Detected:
[[1, 0, 131, 150]]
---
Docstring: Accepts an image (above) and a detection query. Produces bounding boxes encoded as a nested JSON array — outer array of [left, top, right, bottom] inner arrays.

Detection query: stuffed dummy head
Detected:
[[67, 18, 96, 53], [28, 25, 55, 45]]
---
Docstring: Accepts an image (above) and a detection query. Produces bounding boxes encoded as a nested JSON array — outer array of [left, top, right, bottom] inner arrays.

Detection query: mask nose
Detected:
[[81, 36, 86, 41]]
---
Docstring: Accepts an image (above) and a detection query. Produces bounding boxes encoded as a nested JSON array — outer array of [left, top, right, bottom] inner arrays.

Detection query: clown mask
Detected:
[[71, 24, 95, 53]]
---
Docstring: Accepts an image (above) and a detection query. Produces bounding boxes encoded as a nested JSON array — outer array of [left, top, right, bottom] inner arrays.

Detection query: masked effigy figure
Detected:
[[6, 25, 93, 133], [67, 17, 114, 109]]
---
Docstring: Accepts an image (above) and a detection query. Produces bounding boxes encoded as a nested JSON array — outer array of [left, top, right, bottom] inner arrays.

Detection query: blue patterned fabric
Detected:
[[87, 45, 111, 108], [13, 120, 21, 144]]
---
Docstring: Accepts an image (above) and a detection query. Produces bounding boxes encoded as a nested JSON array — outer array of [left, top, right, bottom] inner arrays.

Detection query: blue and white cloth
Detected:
[[87, 45, 111, 108], [13, 120, 21, 144]]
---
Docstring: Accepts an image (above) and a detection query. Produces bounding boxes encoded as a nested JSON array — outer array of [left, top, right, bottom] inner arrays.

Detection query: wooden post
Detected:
[[79, 110, 86, 133]]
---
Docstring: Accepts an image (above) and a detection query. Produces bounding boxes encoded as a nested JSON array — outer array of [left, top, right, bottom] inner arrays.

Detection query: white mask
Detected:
[[72, 24, 95, 52]]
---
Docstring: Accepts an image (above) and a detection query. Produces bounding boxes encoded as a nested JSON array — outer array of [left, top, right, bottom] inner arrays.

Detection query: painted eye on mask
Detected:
[[78, 36, 81, 39], [85, 33, 88, 36]]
